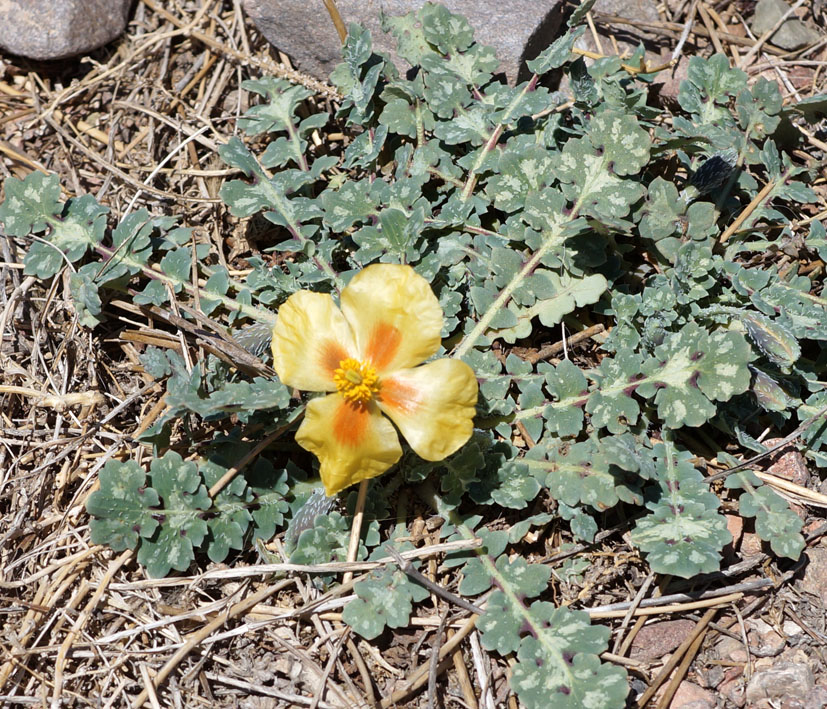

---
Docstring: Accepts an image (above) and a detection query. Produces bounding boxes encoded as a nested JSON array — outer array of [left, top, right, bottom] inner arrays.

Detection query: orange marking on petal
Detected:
[[319, 340, 350, 377], [366, 323, 402, 371], [333, 399, 370, 447], [379, 377, 419, 415]]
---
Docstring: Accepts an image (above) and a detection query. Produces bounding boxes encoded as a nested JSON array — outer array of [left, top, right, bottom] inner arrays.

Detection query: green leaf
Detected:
[[420, 3, 474, 53], [202, 378, 291, 415], [140, 347, 175, 379], [199, 444, 255, 563], [479, 596, 627, 708], [382, 8, 431, 66], [378, 207, 413, 254], [433, 105, 493, 146], [637, 324, 753, 428], [461, 551, 549, 598], [568, 0, 599, 28], [343, 566, 428, 639], [0, 172, 62, 236], [292, 512, 361, 565], [133, 279, 168, 306], [321, 179, 378, 230], [106, 211, 154, 274], [638, 177, 683, 242], [527, 26, 585, 75], [528, 440, 620, 512], [87, 460, 160, 551], [566, 506, 599, 542], [23, 194, 108, 278], [238, 77, 314, 136], [378, 98, 420, 137], [497, 555, 551, 596], [248, 458, 291, 541], [511, 615, 628, 709], [159, 247, 191, 286], [489, 272, 608, 344], [486, 456, 541, 510], [736, 77, 782, 138], [557, 137, 645, 222], [423, 65, 471, 118], [780, 92, 827, 124], [586, 349, 644, 434], [442, 519, 506, 569], [343, 124, 388, 168], [331, 23, 384, 124], [588, 111, 651, 176], [486, 144, 556, 213], [69, 265, 104, 328], [219, 137, 318, 233], [508, 513, 553, 544], [137, 452, 211, 578], [739, 485, 804, 559], [678, 54, 746, 121], [631, 442, 730, 577], [477, 591, 532, 655], [540, 359, 590, 437]]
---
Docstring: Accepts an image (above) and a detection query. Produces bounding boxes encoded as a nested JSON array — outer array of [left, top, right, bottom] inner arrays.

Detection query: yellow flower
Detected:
[[271, 263, 478, 497]]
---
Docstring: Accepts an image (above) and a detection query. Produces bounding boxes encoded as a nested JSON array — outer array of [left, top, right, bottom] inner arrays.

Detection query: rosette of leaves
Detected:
[[724, 468, 805, 560], [86, 446, 290, 578], [3, 2, 827, 707], [341, 531, 430, 639], [438, 513, 628, 708], [87, 453, 210, 578]]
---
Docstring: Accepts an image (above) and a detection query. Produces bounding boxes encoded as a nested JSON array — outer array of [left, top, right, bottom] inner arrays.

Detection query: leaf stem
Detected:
[[416, 480, 578, 691], [460, 124, 502, 202], [719, 169, 786, 245], [208, 406, 304, 497], [94, 242, 278, 325], [452, 225, 566, 359]]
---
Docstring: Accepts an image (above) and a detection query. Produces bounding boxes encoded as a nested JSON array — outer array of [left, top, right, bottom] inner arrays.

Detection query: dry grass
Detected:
[[1, 1, 827, 707]]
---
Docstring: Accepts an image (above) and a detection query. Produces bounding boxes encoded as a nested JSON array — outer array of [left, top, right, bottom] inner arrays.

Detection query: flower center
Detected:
[[333, 358, 380, 405]]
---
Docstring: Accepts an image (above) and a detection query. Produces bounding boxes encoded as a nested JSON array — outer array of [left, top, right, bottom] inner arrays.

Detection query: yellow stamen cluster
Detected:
[[334, 358, 380, 405]]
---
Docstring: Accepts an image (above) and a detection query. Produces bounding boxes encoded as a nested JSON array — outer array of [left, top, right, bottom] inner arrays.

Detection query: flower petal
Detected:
[[296, 394, 403, 497], [340, 263, 443, 374], [378, 359, 478, 461], [271, 290, 356, 392]]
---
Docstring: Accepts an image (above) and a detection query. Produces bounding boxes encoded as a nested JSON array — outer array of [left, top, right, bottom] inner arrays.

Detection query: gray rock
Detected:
[[750, 0, 821, 51], [0, 0, 132, 60], [583, 0, 663, 50], [669, 681, 717, 709], [745, 662, 815, 703], [803, 685, 827, 709], [243, 0, 567, 85], [799, 546, 827, 606], [629, 619, 695, 661]]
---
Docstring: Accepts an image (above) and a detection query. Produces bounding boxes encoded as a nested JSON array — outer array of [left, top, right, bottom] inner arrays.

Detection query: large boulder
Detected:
[[243, 0, 568, 84], [0, 0, 132, 60]]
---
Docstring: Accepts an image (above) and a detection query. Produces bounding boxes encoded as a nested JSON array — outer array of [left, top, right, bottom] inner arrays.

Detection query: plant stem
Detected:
[[323, 0, 347, 44], [343, 479, 369, 585], [93, 242, 278, 325]]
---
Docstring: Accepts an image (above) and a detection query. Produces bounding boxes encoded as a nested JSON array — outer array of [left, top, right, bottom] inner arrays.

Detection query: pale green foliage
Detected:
[[3, 2, 827, 706], [87, 447, 290, 578], [739, 485, 805, 559], [342, 563, 430, 639], [630, 441, 731, 577]]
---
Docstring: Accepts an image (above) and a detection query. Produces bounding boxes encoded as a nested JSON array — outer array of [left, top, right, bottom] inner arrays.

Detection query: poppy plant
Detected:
[[271, 263, 478, 496]]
